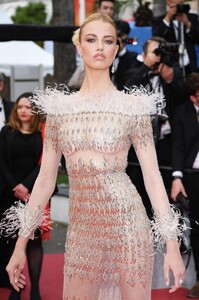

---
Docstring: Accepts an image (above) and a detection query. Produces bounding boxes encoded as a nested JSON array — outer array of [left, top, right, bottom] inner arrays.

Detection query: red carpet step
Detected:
[[0, 253, 198, 299]]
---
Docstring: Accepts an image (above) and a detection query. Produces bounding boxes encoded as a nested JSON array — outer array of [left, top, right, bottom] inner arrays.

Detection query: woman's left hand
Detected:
[[13, 184, 30, 201], [163, 240, 185, 293]]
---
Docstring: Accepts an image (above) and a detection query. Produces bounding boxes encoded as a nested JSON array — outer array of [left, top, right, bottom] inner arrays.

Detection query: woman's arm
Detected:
[[3, 115, 62, 290], [131, 113, 185, 292]]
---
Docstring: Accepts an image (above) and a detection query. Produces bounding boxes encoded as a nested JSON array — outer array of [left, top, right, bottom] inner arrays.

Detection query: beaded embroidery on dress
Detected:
[[0, 88, 187, 300]]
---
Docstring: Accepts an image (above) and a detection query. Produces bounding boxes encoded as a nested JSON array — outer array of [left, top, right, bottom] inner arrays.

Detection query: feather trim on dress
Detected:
[[0, 201, 51, 240], [150, 204, 189, 254], [30, 84, 166, 118]]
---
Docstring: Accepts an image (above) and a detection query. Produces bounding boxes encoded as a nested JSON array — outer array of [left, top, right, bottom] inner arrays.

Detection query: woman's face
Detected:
[[77, 20, 118, 72], [17, 97, 32, 123]]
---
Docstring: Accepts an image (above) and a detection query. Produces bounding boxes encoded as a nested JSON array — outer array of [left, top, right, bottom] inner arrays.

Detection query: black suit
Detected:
[[113, 50, 138, 91], [125, 62, 186, 121], [152, 13, 199, 73], [124, 61, 186, 218], [1, 98, 14, 127], [172, 100, 199, 280]]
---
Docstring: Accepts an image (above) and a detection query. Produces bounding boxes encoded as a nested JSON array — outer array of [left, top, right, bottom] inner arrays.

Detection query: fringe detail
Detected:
[[125, 85, 166, 117], [29, 84, 165, 118], [150, 204, 189, 254], [0, 201, 52, 240]]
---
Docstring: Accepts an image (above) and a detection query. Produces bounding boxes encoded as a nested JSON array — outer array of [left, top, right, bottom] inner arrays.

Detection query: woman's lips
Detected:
[[94, 53, 106, 59]]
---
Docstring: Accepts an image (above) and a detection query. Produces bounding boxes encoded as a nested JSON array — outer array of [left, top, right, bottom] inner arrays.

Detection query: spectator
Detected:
[[0, 72, 14, 130], [97, 0, 115, 18], [112, 20, 138, 90], [0, 92, 43, 300], [133, 1, 153, 27], [124, 36, 186, 216], [152, 0, 199, 78], [171, 72, 199, 298]]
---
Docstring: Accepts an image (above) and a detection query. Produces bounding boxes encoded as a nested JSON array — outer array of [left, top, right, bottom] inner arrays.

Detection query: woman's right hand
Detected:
[[6, 247, 27, 291]]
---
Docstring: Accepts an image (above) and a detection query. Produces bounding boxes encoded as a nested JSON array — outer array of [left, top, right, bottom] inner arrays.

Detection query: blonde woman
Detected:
[[3, 14, 185, 300]]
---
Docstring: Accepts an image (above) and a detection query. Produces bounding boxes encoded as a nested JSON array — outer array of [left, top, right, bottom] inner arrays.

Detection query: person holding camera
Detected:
[[152, 0, 199, 78], [124, 36, 186, 217], [111, 20, 137, 90], [171, 72, 199, 298]]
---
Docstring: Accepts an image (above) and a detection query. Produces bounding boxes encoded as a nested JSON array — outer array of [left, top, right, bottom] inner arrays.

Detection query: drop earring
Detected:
[[80, 55, 84, 71], [111, 60, 115, 74]]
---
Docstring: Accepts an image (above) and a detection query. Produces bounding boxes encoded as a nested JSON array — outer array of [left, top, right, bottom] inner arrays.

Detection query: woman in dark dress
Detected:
[[0, 92, 43, 300]]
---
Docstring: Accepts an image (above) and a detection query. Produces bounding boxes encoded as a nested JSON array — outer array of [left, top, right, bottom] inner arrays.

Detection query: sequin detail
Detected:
[[3, 88, 185, 299]]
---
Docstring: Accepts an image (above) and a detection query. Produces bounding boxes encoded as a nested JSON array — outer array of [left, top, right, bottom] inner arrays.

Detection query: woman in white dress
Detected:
[[2, 13, 185, 300]]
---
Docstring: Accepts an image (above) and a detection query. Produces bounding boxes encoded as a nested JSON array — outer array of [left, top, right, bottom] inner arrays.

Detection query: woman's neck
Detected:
[[20, 122, 31, 133], [80, 69, 116, 94]]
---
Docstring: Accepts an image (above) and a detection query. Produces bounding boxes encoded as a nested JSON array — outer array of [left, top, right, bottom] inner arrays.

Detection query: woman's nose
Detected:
[[97, 41, 104, 50]]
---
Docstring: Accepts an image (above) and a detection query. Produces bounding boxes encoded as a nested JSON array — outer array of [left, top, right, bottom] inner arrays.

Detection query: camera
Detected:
[[176, 3, 190, 14], [153, 42, 179, 66], [125, 37, 138, 45], [117, 30, 138, 46], [176, 192, 190, 212]]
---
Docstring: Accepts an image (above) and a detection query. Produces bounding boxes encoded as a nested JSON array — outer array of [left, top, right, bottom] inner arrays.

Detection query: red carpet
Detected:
[[0, 253, 197, 299], [0, 253, 64, 300]]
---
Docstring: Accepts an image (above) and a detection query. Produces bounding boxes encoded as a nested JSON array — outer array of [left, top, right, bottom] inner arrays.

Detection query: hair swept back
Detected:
[[72, 12, 117, 46]]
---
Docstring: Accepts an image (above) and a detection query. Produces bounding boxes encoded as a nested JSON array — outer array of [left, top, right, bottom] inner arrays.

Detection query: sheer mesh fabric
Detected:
[[12, 90, 180, 299]]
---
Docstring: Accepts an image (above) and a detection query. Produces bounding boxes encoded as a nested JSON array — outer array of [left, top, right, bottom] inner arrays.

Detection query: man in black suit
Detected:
[[125, 36, 186, 165], [152, 0, 199, 77], [112, 20, 138, 91], [124, 36, 186, 218], [171, 72, 199, 298], [0, 72, 14, 130]]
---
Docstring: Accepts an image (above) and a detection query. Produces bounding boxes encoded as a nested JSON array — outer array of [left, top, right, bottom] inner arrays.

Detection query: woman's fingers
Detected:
[[168, 267, 185, 293], [6, 266, 26, 291]]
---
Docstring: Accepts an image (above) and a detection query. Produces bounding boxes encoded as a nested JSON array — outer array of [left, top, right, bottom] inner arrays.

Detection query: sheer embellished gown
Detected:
[[1, 89, 184, 300], [40, 89, 172, 300]]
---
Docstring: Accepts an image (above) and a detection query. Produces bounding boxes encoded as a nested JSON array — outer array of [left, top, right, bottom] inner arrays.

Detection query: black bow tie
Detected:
[[149, 72, 159, 78]]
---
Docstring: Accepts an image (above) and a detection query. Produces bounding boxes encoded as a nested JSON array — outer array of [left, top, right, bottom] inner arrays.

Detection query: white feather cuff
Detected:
[[150, 204, 189, 253], [0, 202, 51, 240]]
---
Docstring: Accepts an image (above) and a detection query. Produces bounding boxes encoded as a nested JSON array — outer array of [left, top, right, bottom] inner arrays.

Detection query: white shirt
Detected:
[[0, 97, 6, 130]]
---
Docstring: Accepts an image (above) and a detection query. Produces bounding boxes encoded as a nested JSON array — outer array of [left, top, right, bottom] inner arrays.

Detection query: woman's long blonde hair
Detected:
[[8, 92, 42, 133], [72, 13, 117, 46]]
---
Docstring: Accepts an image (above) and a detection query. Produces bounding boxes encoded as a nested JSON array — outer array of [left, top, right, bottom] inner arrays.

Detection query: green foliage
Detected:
[[57, 174, 69, 185], [11, 2, 47, 25]]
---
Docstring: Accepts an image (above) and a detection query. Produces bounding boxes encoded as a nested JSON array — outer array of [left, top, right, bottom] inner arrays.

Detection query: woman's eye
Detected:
[[104, 39, 113, 44], [87, 38, 95, 43]]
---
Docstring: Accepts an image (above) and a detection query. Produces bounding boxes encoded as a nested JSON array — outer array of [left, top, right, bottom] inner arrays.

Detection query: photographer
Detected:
[[124, 36, 186, 217], [152, 0, 199, 78], [112, 20, 138, 90], [171, 72, 199, 298]]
